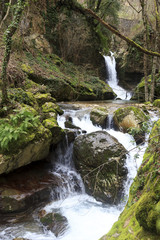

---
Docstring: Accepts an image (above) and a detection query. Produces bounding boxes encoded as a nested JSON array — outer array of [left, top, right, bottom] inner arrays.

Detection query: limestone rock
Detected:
[[90, 106, 108, 127], [73, 131, 127, 203]]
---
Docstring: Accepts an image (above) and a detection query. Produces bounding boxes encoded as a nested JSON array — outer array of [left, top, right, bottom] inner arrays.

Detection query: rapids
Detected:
[[0, 102, 158, 240]]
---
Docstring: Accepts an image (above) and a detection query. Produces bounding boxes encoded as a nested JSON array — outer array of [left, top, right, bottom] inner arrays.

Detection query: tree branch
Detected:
[[85, 8, 160, 57], [126, 0, 142, 14]]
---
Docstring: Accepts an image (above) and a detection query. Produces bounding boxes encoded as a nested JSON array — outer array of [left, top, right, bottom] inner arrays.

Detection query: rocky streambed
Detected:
[[0, 101, 159, 240]]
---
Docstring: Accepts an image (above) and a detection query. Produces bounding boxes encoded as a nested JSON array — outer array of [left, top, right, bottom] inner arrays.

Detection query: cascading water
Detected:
[[0, 104, 157, 240], [104, 52, 132, 100]]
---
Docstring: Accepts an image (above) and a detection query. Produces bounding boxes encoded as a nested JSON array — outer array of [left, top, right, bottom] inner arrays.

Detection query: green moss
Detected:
[[42, 102, 63, 115], [21, 63, 34, 74], [8, 88, 37, 107], [34, 93, 56, 106], [23, 79, 47, 94], [153, 99, 160, 108], [101, 118, 160, 240], [43, 118, 64, 145]]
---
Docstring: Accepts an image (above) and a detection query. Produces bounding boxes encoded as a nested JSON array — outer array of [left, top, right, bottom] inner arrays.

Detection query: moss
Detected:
[[23, 79, 47, 94], [8, 88, 38, 107], [90, 106, 108, 126], [153, 99, 160, 108], [101, 118, 160, 240], [34, 93, 56, 106], [43, 118, 65, 145], [113, 106, 148, 132], [20, 104, 38, 116], [41, 102, 64, 115], [21, 64, 34, 74]]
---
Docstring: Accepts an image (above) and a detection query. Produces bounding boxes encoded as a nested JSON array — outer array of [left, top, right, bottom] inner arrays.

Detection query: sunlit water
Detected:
[[0, 106, 157, 240], [104, 52, 132, 100]]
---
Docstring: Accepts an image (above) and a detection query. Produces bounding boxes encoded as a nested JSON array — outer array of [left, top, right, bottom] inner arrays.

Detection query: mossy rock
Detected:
[[21, 63, 34, 74], [0, 123, 52, 175], [153, 99, 160, 108], [101, 118, 160, 240], [135, 193, 159, 232], [23, 79, 47, 94], [42, 102, 64, 115], [40, 211, 68, 237], [34, 93, 56, 106], [113, 106, 148, 132], [90, 106, 108, 127], [43, 118, 65, 145], [8, 88, 38, 108], [73, 131, 127, 203]]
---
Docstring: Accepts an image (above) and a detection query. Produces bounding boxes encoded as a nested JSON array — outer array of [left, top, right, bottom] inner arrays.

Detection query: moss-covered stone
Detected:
[[90, 106, 108, 127], [73, 131, 127, 203], [39, 211, 68, 237], [23, 79, 47, 94], [0, 121, 52, 174], [100, 119, 160, 240], [34, 93, 56, 106], [8, 88, 38, 108], [21, 63, 34, 74], [43, 118, 65, 145], [42, 102, 64, 115], [153, 99, 160, 108], [113, 106, 148, 132]]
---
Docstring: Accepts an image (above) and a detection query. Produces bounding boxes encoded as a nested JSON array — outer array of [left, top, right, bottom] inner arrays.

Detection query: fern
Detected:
[[0, 110, 40, 152]]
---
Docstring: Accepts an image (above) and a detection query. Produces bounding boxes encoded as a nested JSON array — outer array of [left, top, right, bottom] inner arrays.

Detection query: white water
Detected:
[[104, 52, 132, 100], [0, 106, 156, 240]]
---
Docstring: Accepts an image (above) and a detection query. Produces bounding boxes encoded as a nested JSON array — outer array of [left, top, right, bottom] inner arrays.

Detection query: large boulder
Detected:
[[113, 106, 148, 144], [113, 106, 148, 132], [0, 91, 64, 175], [0, 161, 61, 221], [73, 131, 127, 204]]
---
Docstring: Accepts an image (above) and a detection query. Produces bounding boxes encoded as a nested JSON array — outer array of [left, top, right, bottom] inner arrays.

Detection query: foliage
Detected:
[[0, 109, 40, 152]]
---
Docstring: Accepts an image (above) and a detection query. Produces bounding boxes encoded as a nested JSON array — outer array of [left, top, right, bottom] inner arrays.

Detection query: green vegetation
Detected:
[[100, 119, 160, 240], [0, 109, 40, 152]]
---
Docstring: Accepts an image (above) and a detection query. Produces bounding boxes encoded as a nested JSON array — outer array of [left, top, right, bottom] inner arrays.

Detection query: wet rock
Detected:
[[64, 130, 76, 143], [73, 131, 127, 204], [39, 210, 68, 237], [153, 99, 160, 108], [64, 121, 81, 130], [0, 162, 61, 222], [90, 106, 108, 127], [113, 106, 148, 132]]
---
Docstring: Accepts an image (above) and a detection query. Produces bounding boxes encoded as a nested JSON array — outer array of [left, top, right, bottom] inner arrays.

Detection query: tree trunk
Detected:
[[1, 0, 25, 104], [139, 0, 150, 102], [150, 0, 160, 102]]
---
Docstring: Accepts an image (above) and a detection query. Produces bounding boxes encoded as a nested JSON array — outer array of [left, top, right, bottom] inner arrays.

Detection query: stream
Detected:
[[0, 102, 158, 240], [0, 54, 158, 240]]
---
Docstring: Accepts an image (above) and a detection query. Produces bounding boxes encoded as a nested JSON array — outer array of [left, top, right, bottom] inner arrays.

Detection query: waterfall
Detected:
[[104, 52, 132, 100], [0, 104, 157, 240]]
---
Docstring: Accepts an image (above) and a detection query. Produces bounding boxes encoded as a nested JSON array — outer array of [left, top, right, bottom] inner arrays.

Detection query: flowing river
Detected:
[[0, 54, 157, 240], [0, 101, 158, 240]]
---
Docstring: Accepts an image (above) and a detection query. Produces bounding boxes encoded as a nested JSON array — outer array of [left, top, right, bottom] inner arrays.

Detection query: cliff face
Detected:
[[16, 0, 106, 79]]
